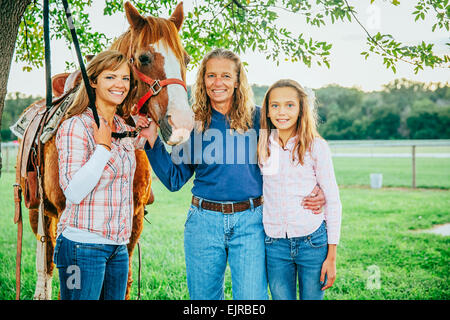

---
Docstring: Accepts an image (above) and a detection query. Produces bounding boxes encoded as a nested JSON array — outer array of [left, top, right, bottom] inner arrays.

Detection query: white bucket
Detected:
[[370, 173, 383, 189]]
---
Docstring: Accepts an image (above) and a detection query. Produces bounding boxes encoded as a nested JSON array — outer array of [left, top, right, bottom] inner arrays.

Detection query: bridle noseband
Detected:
[[110, 57, 187, 139], [131, 58, 187, 119]]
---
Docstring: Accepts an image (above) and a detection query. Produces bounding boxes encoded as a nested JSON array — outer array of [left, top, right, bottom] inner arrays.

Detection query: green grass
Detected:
[[0, 170, 449, 300]]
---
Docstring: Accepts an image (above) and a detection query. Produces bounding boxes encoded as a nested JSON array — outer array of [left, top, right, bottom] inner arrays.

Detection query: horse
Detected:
[[14, 1, 194, 300]]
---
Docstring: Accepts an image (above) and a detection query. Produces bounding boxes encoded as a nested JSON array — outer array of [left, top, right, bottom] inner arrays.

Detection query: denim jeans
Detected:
[[184, 199, 268, 300], [265, 221, 328, 300], [53, 234, 129, 300]]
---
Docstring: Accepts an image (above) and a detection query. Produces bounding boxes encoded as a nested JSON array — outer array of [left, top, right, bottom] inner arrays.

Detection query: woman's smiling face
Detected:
[[204, 58, 238, 109], [91, 62, 131, 107]]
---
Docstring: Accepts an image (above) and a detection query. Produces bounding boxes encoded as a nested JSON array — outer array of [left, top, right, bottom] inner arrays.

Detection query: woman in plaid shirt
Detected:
[[258, 79, 342, 300], [53, 50, 141, 300]]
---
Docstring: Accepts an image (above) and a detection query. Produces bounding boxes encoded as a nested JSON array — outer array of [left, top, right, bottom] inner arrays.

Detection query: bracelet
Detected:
[[98, 143, 111, 151]]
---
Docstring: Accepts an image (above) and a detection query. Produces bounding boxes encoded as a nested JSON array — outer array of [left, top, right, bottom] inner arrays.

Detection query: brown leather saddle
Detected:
[[14, 70, 81, 214], [13, 70, 81, 300]]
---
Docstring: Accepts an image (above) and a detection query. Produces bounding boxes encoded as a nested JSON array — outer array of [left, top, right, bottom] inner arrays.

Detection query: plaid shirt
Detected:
[[260, 133, 342, 244], [56, 108, 138, 244]]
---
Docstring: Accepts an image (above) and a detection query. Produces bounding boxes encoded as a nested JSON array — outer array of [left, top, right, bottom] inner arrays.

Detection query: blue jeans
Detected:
[[265, 221, 328, 300], [53, 234, 129, 300], [184, 199, 268, 300]]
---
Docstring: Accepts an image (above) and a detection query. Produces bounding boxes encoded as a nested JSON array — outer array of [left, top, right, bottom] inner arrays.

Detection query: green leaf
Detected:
[[11, 0, 449, 73]]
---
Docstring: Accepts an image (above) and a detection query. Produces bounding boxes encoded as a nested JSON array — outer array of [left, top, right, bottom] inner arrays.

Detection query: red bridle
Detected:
[[132, 63, 187, 116]]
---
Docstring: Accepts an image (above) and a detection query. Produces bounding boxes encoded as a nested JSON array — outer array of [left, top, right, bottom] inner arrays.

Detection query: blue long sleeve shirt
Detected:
[[144, 107, 262, 202]]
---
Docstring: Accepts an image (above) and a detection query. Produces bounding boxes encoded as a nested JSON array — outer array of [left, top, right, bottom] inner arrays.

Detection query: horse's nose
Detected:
[[166, 109, 194, 145], [168, 108, 194, 132]]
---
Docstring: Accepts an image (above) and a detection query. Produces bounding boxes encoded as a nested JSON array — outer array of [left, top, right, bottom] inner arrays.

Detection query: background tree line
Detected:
[[2, 78, 449, 142]]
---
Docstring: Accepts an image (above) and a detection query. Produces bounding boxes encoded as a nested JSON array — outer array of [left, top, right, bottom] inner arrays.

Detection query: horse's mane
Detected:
[[111, 16, 185, 69]]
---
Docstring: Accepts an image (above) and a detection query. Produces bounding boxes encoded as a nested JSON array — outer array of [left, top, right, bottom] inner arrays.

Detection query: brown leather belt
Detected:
[[192, 196, 263, 214]]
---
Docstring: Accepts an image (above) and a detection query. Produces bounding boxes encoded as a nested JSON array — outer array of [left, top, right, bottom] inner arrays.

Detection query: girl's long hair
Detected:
[[64, 50, 137, 121], [191, 48, 254, 132], [258, 79, 321, 165]]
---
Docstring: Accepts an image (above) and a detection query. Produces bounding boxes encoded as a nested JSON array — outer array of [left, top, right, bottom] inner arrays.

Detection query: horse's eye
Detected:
[[138, 53, 152, 65]]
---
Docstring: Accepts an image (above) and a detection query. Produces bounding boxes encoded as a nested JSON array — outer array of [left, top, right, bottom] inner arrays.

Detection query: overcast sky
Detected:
[[7, 0, 449, 96]]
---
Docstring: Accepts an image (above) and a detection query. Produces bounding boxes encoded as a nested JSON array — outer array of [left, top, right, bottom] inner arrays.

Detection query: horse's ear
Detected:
[[125, 1, 146, 29], [169, 2, 184, 31], [85, 55, 95, 63]]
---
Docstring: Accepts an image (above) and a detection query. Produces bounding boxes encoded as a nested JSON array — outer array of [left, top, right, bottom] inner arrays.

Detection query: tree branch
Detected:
[[344, 0, 420, 67]]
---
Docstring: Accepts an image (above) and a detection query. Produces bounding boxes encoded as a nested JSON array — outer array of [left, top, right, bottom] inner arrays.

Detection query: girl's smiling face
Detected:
[[91, 62, 131, 107], [268, 86, 300, 137]]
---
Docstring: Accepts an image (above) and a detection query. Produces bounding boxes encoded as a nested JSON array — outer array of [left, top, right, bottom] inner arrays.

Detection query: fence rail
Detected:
[[1, 142, 19, 174], [328, 140, 450, 188], [328, 139, 450, 147]]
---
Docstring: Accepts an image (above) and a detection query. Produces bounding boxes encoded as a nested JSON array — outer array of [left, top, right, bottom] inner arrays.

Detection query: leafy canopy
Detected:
[[15, 0, 449, 73]]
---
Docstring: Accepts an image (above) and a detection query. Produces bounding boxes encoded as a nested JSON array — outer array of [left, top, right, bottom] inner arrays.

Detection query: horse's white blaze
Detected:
[[154, 40, 193, 145]]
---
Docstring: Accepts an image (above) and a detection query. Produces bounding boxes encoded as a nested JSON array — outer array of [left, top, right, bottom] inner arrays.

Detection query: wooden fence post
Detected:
[[412, 145, 416, 188]]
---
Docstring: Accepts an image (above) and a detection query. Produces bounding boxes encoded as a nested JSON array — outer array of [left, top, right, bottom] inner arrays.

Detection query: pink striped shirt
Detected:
[[260, 133, 342, 244], [55, 109, 138, 244]]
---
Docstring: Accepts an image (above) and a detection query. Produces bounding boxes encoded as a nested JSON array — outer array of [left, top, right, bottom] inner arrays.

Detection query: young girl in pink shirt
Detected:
[[258, 79, 342, 300]]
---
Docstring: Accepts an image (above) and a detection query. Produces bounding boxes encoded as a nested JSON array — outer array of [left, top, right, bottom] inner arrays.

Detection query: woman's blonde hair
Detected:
[[64, 50, 137, 121], [258, 79, 321, 165], [191, 48, 254, 132]]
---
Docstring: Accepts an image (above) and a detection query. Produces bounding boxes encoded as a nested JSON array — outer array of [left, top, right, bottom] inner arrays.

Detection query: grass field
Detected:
[[0, 164, 449, 300]]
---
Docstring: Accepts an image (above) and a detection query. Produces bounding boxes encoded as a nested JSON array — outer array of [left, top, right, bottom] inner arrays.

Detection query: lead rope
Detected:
[[62, 0, 137, 138], [137, 240, 142, 300], [33, 164, 51, 299], [32, 0, 50, 300], [60, 1, 136, 139], [60, 0, 100, 128]]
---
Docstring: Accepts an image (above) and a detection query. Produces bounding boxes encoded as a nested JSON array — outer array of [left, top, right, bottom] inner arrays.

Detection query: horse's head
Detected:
[[115, 1, 194, 145]]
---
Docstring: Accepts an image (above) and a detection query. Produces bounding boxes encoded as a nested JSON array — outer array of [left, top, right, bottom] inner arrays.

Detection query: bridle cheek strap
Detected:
[[132, 65, 187, 116]]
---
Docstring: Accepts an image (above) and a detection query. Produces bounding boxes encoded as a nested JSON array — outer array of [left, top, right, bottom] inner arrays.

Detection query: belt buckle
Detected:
[[222, 202, 234, 214]]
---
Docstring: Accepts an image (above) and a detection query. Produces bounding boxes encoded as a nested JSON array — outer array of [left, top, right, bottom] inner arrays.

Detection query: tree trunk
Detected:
[[0, 0, 31, 176]]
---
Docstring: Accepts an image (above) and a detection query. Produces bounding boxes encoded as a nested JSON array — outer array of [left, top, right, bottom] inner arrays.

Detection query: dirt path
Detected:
[[418, 223, 450, 236]]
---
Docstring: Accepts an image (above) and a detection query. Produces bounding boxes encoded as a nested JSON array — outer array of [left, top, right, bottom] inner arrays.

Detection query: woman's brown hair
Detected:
[[191, 48, 254, 133], [64, 50, 137, 121], [258, 79, 321, 165]]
